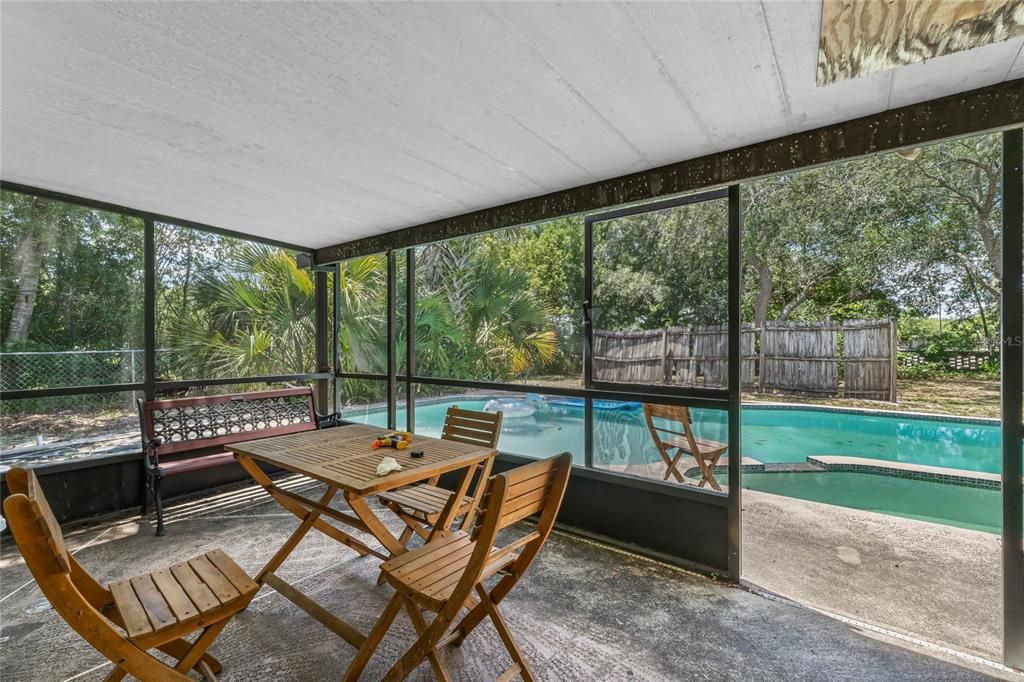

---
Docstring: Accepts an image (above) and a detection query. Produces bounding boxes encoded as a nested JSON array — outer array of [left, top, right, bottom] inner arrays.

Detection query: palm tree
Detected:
[[463, 261, 558, 378], [167, 243, 559, 385], [166, 244, 315, 378], [336, 254, 387, 373]]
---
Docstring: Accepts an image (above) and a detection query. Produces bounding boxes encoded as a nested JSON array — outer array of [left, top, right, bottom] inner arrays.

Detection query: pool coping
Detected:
[[741, 401, 1001, 426], [693, 455, 1003, 491], [343, 393, 1003, 427]]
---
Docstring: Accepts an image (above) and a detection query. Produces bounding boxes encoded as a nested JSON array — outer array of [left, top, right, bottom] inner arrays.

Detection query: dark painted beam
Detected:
[[144, 217, 156, 400], [314, 270, 330, 412], [727, 183, 742, 581], [1002, 127, 1024, 669], [316, 79, 1024, 263], [0, 181, 315, 254]]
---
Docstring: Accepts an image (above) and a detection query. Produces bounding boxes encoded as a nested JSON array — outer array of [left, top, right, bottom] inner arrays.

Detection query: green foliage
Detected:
[[1, 191, 144, 351], [163, 244, 316, 378]]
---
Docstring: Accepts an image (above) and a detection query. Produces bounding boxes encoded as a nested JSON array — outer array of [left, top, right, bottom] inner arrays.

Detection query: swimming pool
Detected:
[[341, 397, 1004, 533]]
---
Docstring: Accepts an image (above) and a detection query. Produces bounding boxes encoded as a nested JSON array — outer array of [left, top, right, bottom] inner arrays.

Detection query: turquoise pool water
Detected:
[[342, 397, 1004, 533]]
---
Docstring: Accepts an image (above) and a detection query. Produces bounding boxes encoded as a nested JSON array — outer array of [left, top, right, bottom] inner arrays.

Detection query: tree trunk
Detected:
[[778, 281, 816, 322], [6, 229, 46, 344]]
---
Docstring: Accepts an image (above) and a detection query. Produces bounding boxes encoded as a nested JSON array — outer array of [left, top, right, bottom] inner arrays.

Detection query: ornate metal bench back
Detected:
[[139, 387, 317, 455]]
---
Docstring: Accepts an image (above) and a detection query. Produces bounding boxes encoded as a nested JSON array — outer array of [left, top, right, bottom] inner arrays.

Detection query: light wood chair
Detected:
[[345, 452, 572, 682], [378, 406, 502, 547], [642, 403, 728, 490], [3, 467, 258, 681]]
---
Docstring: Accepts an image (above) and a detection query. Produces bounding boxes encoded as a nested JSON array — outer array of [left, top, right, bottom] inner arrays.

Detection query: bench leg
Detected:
[[140, 468, 151, 518], [154, 475, 166, 537]]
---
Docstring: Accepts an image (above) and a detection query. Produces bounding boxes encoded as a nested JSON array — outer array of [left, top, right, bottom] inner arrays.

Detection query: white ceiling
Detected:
[[2, 1, 1022, 250]]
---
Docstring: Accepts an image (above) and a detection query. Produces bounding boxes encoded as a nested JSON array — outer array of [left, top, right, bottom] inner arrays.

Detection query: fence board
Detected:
[[593, 324, 756, 389], [844, 319, 895, 400], [593, 329, 664, 384], [665, 327, 694, 385], [760, 321, 839, 395]]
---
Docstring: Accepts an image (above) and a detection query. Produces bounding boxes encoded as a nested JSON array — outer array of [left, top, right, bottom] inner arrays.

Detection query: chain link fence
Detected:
[[1, 350, 148, 417], [1, 349, 145, 391]]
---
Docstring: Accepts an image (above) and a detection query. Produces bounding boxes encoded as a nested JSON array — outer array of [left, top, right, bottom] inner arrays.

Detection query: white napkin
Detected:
[[376, 456, 402, 476]]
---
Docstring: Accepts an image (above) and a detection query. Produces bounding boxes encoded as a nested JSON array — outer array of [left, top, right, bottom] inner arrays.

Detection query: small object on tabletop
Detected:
[[409, 450, 424, 459], [376, 456, 402, 476], [372, 431, 413, 450]]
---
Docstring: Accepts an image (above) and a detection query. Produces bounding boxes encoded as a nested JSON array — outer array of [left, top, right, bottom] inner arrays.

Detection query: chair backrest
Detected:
[[5, 467, 70, 573], [642, 403, 697, 449], [463, 452, 572, 586], [441, 406, 503, 530], [441, 406, 503, 448]]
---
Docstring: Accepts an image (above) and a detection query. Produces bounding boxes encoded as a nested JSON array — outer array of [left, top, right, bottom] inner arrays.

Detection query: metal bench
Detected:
[[137, 386, 335, 535]]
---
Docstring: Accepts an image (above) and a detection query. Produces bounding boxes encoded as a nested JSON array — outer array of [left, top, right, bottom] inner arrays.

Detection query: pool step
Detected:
[[764, 462, 823, 473], [806, 455, 1000, 490]]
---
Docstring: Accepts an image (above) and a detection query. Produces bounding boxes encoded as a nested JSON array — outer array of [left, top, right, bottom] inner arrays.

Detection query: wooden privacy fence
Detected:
[[593, 318, 897, 400], [592, 325, 757, 390]]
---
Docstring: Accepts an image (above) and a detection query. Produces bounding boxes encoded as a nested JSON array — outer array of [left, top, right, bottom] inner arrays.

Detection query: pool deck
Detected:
[[743, 488, 1003, 662], [1, 475, 1012, 681], [596, 456, 1007, 664]]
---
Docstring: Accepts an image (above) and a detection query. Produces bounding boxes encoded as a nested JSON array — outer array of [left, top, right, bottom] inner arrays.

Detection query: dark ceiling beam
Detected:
[[0, 181, 315, 254], [316, 78, 1024, 264]]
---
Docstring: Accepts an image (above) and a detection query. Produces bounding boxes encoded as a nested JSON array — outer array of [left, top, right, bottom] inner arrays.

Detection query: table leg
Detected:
[[346, 492, 408, 558], [257, 484, 339, 582], [236, 455, 377, 567]]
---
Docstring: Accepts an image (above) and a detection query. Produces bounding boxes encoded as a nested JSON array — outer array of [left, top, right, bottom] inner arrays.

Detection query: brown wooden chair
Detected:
[[642, 403, 728, 490], [378, 406, 502, 547], [3, 467, 258, 681], [344, 452, 572, 682]]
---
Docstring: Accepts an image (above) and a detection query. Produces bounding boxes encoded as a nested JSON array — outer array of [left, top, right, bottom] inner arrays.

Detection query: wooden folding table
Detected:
[[227, 423, 496, 649]]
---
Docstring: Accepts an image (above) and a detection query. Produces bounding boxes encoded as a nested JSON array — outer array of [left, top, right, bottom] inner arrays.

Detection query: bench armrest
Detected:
[[141, 436, 164, 472], [315, 411, 343, 429]]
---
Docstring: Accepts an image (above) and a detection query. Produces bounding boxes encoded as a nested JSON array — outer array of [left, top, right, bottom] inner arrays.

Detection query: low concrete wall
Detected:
[[2, 449, 730, 575]]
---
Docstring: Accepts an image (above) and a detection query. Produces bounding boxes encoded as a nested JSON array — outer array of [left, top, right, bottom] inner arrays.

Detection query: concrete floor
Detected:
[[0, 476, 1014, 681], [742, 489, 1003, 662]]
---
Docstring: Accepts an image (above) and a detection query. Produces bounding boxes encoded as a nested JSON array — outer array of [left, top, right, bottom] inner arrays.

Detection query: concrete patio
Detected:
[[0, 475, 1013, 681], [743, 488, 1003, 662]]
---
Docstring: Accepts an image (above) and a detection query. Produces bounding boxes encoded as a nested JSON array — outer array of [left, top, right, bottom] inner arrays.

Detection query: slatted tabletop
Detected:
[[228, 423, 497, 496]]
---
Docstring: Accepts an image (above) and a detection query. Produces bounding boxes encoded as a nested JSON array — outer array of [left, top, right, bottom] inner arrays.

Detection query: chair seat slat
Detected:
[[130, 574, 178, 631], [109, 580, 154, 638], [150, 568, 199, 621], [170, 562, 221, 612], [206, 549, 259, 595], [187, 555, 240, 604]]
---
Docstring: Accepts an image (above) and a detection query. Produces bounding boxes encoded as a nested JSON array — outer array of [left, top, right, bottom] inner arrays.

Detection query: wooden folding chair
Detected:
[[378, 406, 502, 547], [345, 452, 572, 682], [642, 403, 728, 490], [3, 467, 258, 681]]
